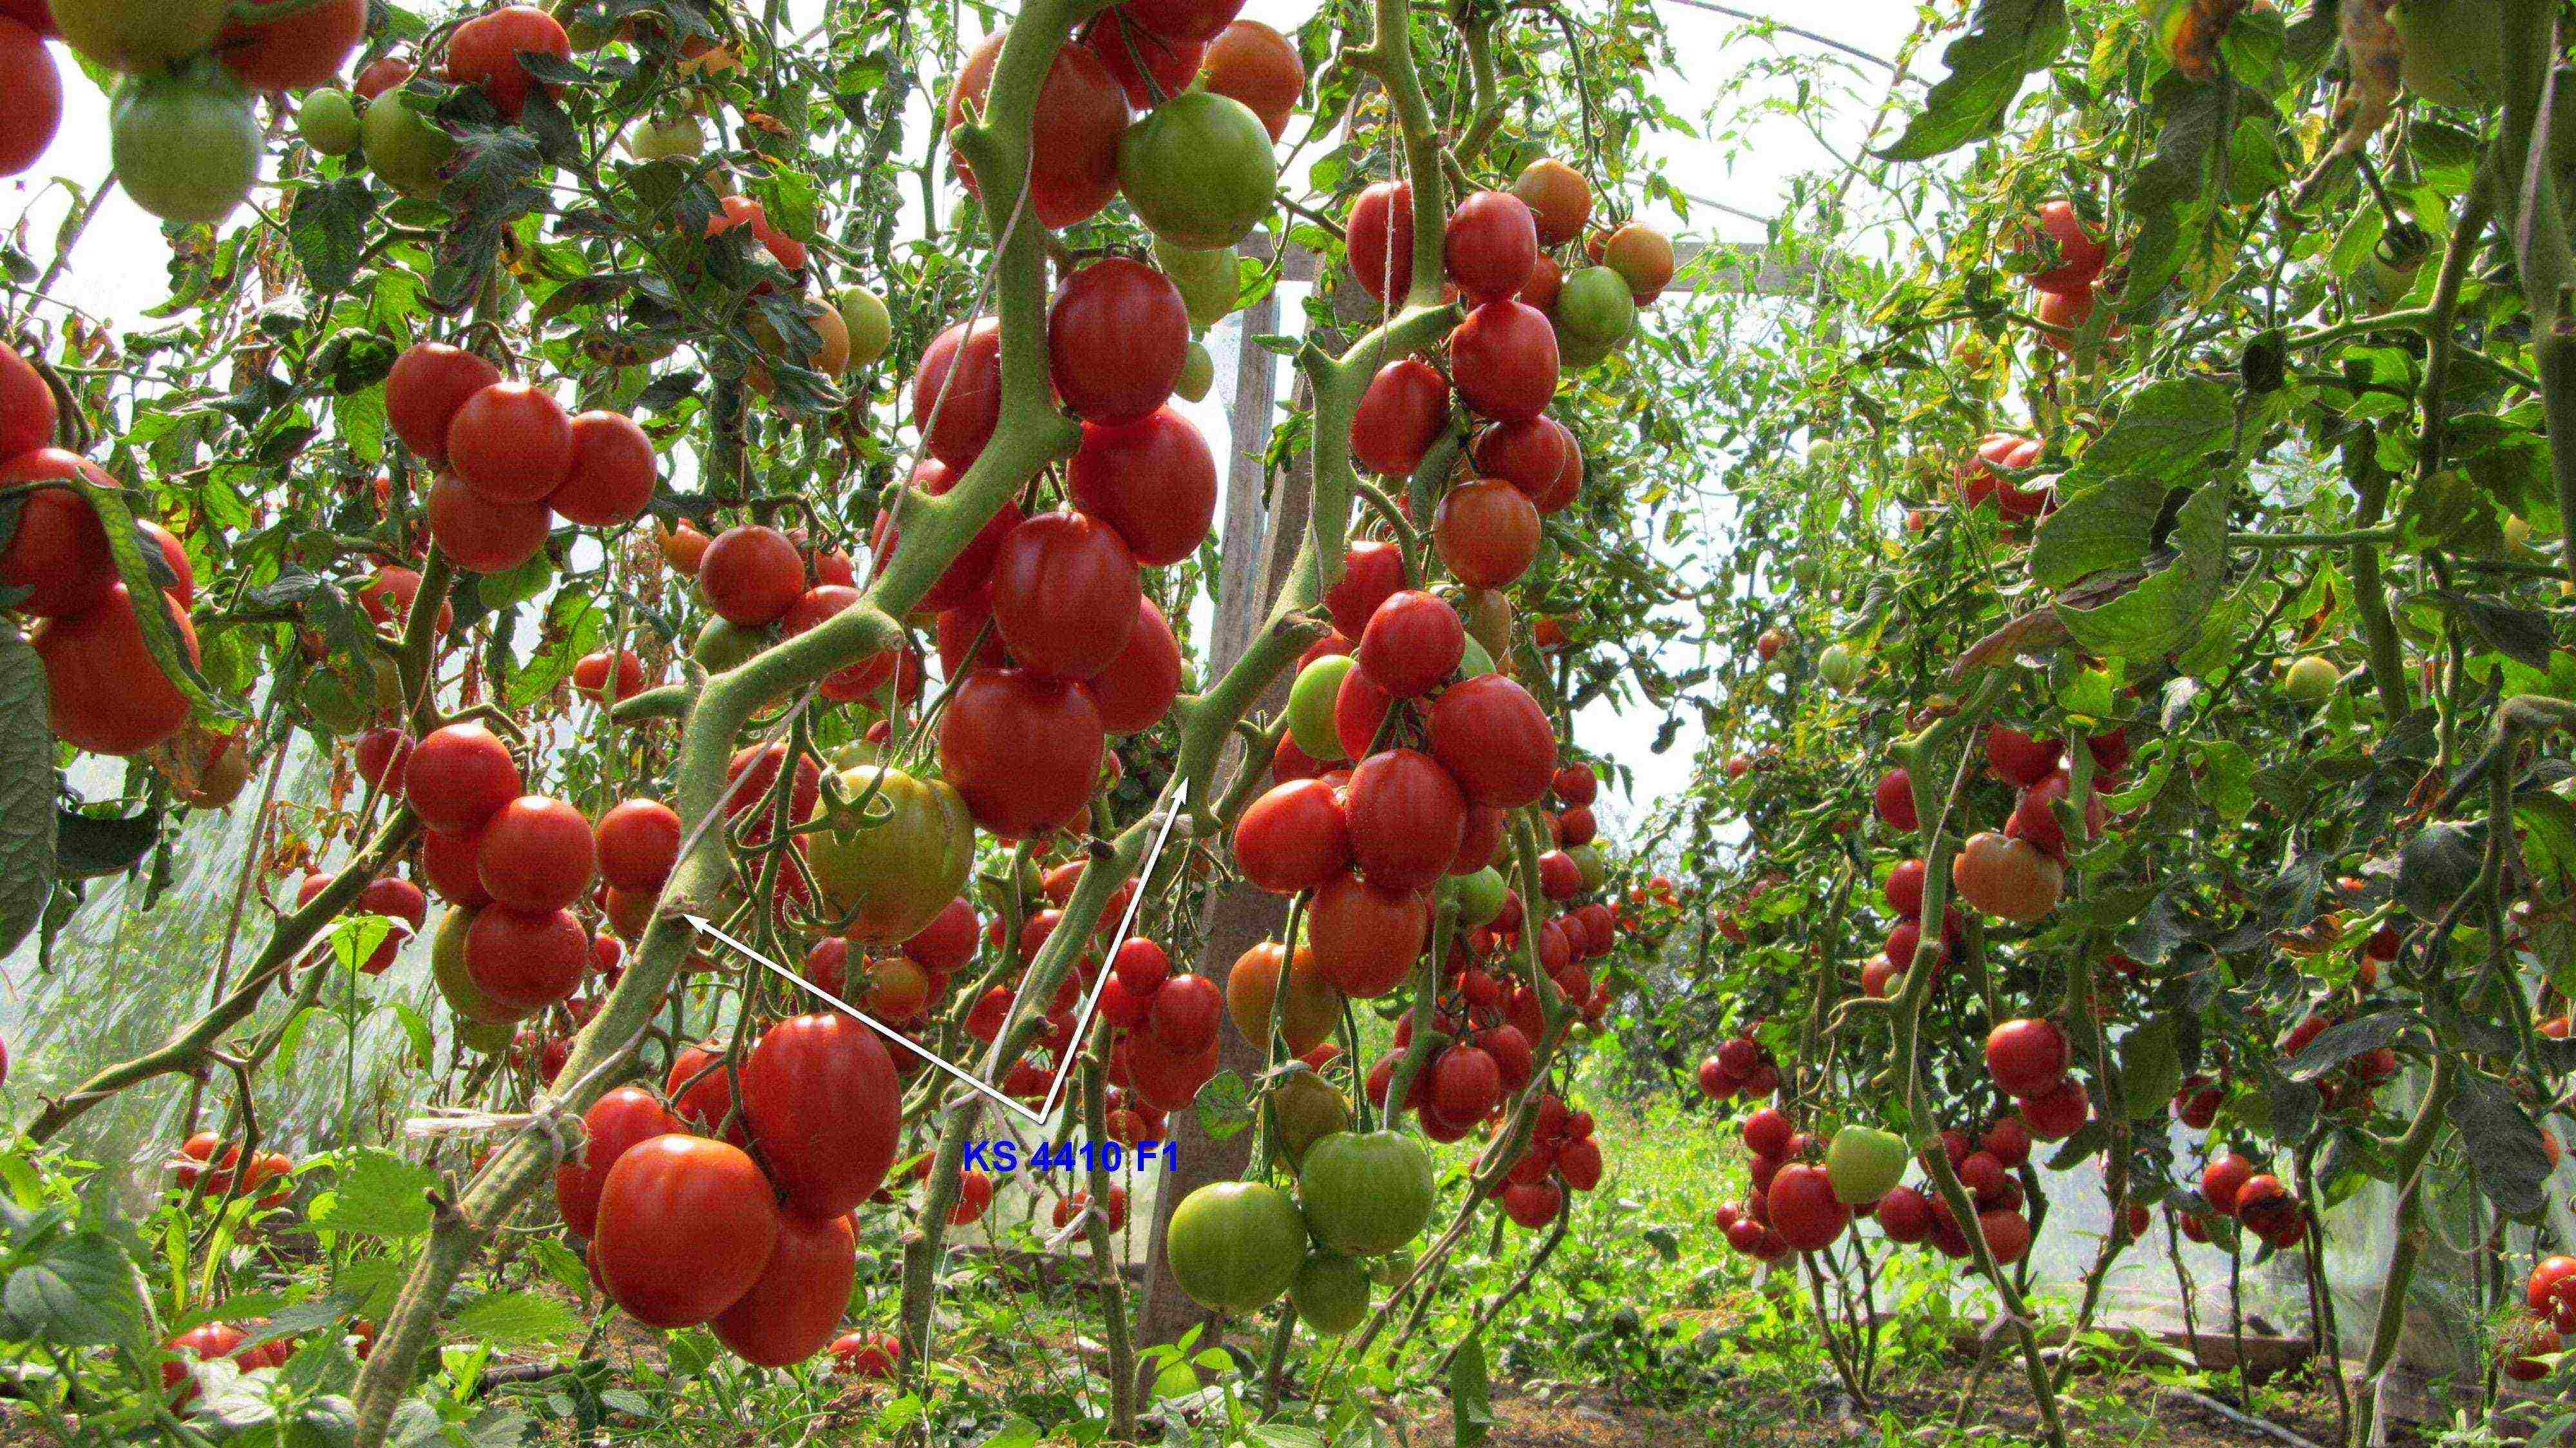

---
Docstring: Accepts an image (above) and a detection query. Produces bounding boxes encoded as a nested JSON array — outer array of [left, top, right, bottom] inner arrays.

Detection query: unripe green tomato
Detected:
[[1153, 238, 1238, 330], [1554, 321, 1617, 372], [625, 115, 706, 162], [695, 616, 764, 671], [1118, 91, 1278, 251], [1817, 643, 1866, 692], [1824, 1127, 1908, 1205], [1566, 843, 1606, 891], [1457, 633, 1494, 679], [299, 89, 363, 157], [55, 0, 227, 75], [1448, 866, 1508, 928], [457, 1016, 516, 1054], [1291, 1251, 1370, 1335], [363, 90, 458, 198], [1555, 265, 1637, 346], [2280, 654, 2338, 705], [1175, 341, 1215, 403], [838, 286, 893, 368], [113, 73, 264, 225], [431, 908, 515, 1026], [2388, 0, 2504, 109], [1287, 654, 1354, 761]]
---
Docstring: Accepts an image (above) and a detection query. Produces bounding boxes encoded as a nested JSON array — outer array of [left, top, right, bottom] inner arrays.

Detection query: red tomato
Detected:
[[881, 459, 1022, 615], [553, 1086, 679, 1239], [1324, 538, 1408, 637], [698, 524, 806, 626], [1079, 14, 1202, 108], [2022, 200, 2107, 297], [0, 17, 59, 178], [419, 826, 491, 908], [1356, 589, 1463, 698], [1306, 871, 1426, 998], [216, 0, 365, 90], [34, 582, 196, 756], [1343, 748, 1465, 893], [1147, 973, 1222, 1054], [1332, 662, 1394, 761], [1120, 0, 1245, 42], [464, 904, 589, 1015], [945, 28, 1129, 229], [742, 1013, 901, 1219], [426, 474, 549, 574], [903, 897, 980, 971], [911, 319, 1004, 470], [1084, 596, 1184, 734], [1232, 777, 1351, 895], [446, 5, 571, 120], [1444, 190, 1539, 301], [404, 723, 520, 835], [939, 668, 1104, 839], [386, 343, 502, 464], [987, 511, 1142, 681], [1049, 258, 1188, 422], [1448, 300, 1559, 422], [475, 795, 596, 912], [1434, 479, 1540, 587], [1350, 358, 1449, 477], [1200, 19, 1302, 138], [1067, 406, 1217, 566], [593, 1136, 781, 1328], [551, 411, 656, 526], [0, 451, 113, 617], [712, 1212, 857, 1367], [0, 340, 57, 459], [592, 799, 679, 891], [1347, 181, 1414, 301]]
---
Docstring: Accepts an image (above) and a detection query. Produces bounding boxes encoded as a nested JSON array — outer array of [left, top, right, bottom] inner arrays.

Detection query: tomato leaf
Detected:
[[448, 1289, 582, 1348], [0, 1230, 147, 1349], [1449, 1331, 1493, 1447], [302, 1149, 437, 1239], [55, 473, 234, 721], [55, 806, 158, 881], [1876, 0, 2069, 162], [2286, 1011, 2416, 1082], [2450, 1069, 2553, 1220], [0, 636, 55, 958]]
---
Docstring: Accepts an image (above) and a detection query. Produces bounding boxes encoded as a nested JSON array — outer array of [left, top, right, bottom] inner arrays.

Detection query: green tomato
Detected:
[[1153, 239, 1238, 329], [1367, 1246, 1416, 1287], [1119, 91, 1277, 251], [2280, 654, 2338, 705], [1298, 1130, 1434, 1256], [838, 287, 893, 368], [431, 908, 515, 1026], [625, 115, 706, 162], [363, 90, 458, 198], [1167, 1181, 1307, 1314], [2388, 0, 2505, 109], [1447, 866, 1507, 928], [694, 616, 764, 671], [299, 89, 363, 158], [54, 0, 228, 75], [113, 73, 263, 226], [1291, 1251, 1371, 1335], [1817, 643, 1866, 692], [1566, 843, 1606, 891], [1555, 265, 1637, 346], [1287, 654, 1355, 762], [301, 654, 403, 736], [1267, 1065, 1351, 1170], [2398, 820, 2481, 921], [457, 1017, 516, 1054], [1824, 1127, 1908, 1206], [1175, 341, 1215, 403], [1555, 320, 1618, 372], [806, 766, 977, 946]]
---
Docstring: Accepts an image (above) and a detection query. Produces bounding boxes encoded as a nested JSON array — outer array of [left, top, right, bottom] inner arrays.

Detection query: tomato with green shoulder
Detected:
[[1118, 91, 1276, 251], [113, 71, 264, 225], [804, 765, 976, 946], [1166, 1181, 1307, 1313], [1297, 1130, 1434, 1256]]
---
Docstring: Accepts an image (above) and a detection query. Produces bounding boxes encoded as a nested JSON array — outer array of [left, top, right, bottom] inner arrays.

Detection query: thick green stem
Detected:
[[2347, 1055, 2456, 1448]]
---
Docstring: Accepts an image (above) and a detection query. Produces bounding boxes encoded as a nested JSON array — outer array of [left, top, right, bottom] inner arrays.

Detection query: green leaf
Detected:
[[1877, 0, 2070, 161], [2286, 1012, 2415, 1081], [55, 806, 157, 880], [448, 1289, 582, 1348], [0, 636, 55, 958], [2058, 378, 2237, 494], [2450, 1069, 2553, 1220], [2058, 483, 2229, 661], [2030, 475, 2166, 586], [0, 1230, 146, 1348], [1450, 1331, 1493, 1447], [2430, 590, 2557, 671], [289, 178, 375, 292], [304, 1149, 435, 1239], [1195, 1070, 1253, 1142]]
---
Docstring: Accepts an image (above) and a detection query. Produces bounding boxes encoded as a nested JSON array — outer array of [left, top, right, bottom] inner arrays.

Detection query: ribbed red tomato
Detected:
[[0, 340, 57, 459], [0, 450, 113, 617], [0, 17, 59, 178], [712, 1211, 856, 1367], [945, 28, 1129, 229], [214, 0, 364, 91], [464, 904, 588, 1015], [1048, 258, 1188, 422], [551, 411, 656, 526], [940, 668, 1105, 838], [1443, 190, 1539, 301], [592, 1135, 781, 1328], [1355, 589, 1463, 698], [386, 344, 502, 463], [476, 795, 596, 912], [1434, 479, 1540, 587], [1768, 1163, 1850, 1252], [911, 319, 1003, 469], [1084, 596, 1183, 733], [1470, 417, 1581, 513], [1343, 748, 1465, 892], [1067, 406, 1217, 566], [1347, 181, 1414, 301], [698, 524, 806, 626], [1233, 777, 1350, 895], [426, 474, 549, 574], [1307, 870, 1426, 997], [1323, 539, 1408, 637], [1448, 300, 1558, 422], [404, 722, 521, 835], [1350, 358, 1448, 477], [446, 5, 571, 120], [987, 511, 1141, 681], [34, 582, 196, 756], [553, 1086, 678, 1239], [743, 1013, 900, 1218]]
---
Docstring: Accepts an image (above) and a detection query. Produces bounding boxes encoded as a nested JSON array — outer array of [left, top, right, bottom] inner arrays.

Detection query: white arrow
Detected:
[[683, 914, 1047, 1125]]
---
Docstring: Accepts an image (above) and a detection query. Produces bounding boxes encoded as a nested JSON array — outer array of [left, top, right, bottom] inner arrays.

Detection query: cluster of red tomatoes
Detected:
[[1692, 1030, 1781, 1102], [171, 1131, 296, 1208], [0, 341, 205, 761], [1979, 1017, 2093, 1151], [2510, 1257, 2576, 1382], [553, 1007, 898, 1369], [386, 341, 659, 576], [1489, 1091, 1603, 1228], [2181, 1150, 2306, 1252], [2018, 199, 2113, 358]]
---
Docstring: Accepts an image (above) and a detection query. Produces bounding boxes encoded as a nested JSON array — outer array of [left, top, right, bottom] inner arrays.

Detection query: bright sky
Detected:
[[6, 0, 1927, 834]]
